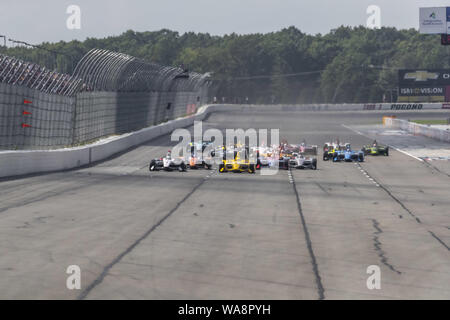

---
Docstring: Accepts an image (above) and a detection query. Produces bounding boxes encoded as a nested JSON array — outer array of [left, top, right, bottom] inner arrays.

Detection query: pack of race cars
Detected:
[[149, 140, 388, 173]]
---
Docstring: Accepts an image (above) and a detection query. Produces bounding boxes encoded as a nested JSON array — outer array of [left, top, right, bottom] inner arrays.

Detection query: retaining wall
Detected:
[[384, 118, 450, 143]]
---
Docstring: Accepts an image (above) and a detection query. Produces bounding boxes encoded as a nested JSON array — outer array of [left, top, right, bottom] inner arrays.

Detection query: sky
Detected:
[[1, 0, 449, 45]]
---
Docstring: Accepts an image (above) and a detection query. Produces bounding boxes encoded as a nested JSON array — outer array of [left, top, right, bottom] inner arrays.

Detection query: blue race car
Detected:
[[332, 144, 364, 162]]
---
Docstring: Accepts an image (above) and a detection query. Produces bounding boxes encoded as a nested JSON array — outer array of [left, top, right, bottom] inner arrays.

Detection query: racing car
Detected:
[[332, 145, 364, 162], [362, 140, 389, 156], [219, 146, 256, 173], [190, 140, 215, 156], [323, 142, 339, 161], [278, 143, 301, 169], [187, 142, 213, 169], [253, 145, 274, 169], [289, 143, 318, 169], [278, 155, 290, 170], [149, 150, 187, 172], [188, 152, 213, 169]]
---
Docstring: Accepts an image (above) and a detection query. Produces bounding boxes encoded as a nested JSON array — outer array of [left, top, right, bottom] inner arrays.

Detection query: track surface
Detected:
[[0, 109, 449, 299]]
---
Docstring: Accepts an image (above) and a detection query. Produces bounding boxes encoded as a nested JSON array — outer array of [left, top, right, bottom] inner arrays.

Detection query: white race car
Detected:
[[149, 151, 187, 172], [289, 153, 317, 170], [289, 143, 318, 170]]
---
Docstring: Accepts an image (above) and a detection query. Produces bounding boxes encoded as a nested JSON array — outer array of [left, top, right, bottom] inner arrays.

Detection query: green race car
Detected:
[[362, 142, 389, 156]]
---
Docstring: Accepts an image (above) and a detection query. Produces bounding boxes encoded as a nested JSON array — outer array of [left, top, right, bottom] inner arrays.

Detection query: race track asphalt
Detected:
[[0, 109, 449, 299]]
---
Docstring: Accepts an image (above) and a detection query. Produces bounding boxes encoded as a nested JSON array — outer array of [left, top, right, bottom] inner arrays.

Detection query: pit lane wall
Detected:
[[383, 118, 450, 143], [1, 102, 448, 178]]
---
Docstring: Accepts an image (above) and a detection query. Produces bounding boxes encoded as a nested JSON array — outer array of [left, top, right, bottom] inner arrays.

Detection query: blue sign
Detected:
[[447, 7, 450, 21]]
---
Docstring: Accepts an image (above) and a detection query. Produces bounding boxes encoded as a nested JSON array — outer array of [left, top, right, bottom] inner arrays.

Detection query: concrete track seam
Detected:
[[356, 163, 421, 223], [77, 174, 210, 300], [289, 168, 325, 300], [357, 163, 450, 252], [428, 231, 450, 251], [423, 159, 450, 178], [371, 219, 402, 274]]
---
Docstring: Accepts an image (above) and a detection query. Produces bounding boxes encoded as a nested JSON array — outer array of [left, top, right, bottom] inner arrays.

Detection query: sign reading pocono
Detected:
[[419, 7, 450, 34]]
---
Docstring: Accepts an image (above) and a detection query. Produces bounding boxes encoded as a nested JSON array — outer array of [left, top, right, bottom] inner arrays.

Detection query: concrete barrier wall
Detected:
[[0, 114, 196, 178], [205, 102, 445, 112], [0, 148, 90, 178], [384, 118, 450, 143]]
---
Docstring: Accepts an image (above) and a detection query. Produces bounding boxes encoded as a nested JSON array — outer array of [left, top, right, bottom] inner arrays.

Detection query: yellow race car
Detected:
[[219, 147, 256, 173]]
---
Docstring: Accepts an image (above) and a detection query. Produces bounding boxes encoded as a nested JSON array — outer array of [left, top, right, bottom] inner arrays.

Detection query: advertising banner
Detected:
[[399, 87, 445, 96], [420, 7, 447, 34], [447, 7, 450, 34], [398, 69, 450, 86]]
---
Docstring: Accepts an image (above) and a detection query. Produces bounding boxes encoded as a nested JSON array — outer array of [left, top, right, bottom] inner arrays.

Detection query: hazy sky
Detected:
[[1, 0, 449, 45]]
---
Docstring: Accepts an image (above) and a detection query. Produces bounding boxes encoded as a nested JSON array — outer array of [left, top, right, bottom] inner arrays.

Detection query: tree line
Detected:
[[0, 26, 448, 103]]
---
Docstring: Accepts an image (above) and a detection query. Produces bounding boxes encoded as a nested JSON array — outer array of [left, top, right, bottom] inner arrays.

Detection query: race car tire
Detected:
[[385, 148, 389, 156], [205, 163, 212, 170], [248, 164, 255, 174], [179, 163, 187, 172], [312, 159, 317, 170], [219, 164, 225, 173], [149, 160, 157, 171]]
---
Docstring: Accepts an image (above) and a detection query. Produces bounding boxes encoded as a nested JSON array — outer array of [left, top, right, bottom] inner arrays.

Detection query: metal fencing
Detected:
[[0, 49, 212, 149], [0, 54, 84, 96]]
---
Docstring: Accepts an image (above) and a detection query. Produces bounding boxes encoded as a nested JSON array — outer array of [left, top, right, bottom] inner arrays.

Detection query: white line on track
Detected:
[[354, 162, 380, 187], [389, 146, 424, 162], [341, 123, 424, 162]]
